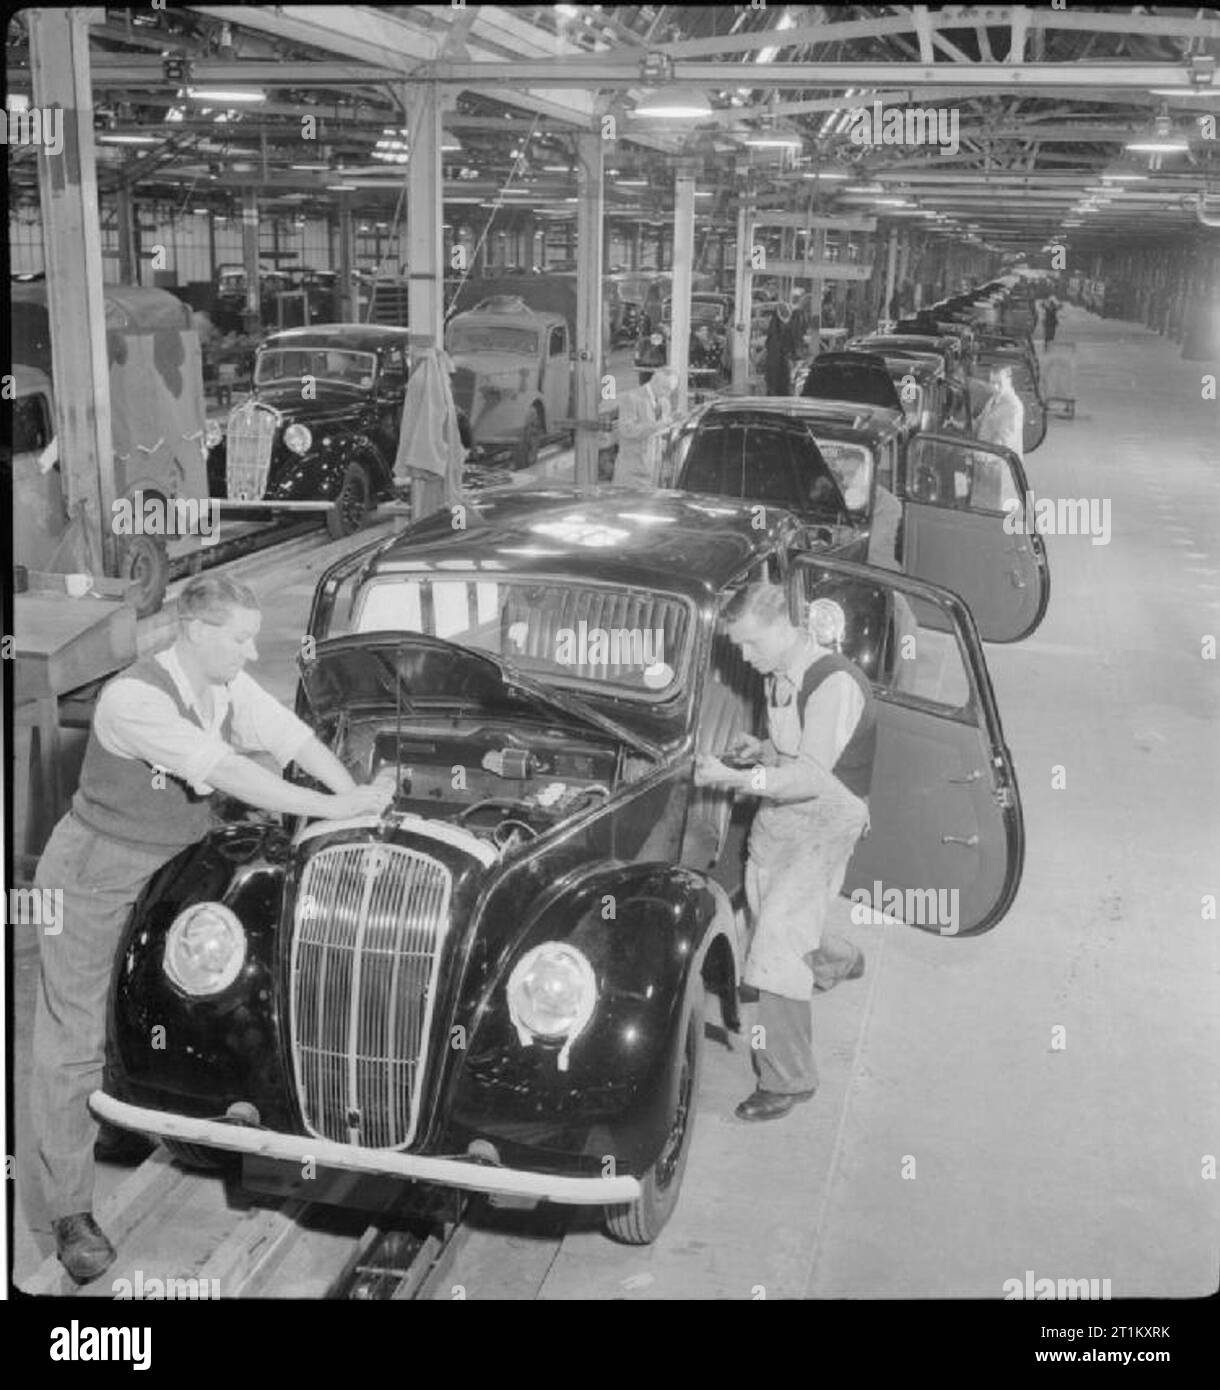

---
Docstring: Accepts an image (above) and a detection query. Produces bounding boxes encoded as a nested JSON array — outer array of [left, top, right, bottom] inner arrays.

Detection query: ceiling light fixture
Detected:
[[186, 87, 266, 103], [743, 131, 803, 149], [632, 91, 712, 120]]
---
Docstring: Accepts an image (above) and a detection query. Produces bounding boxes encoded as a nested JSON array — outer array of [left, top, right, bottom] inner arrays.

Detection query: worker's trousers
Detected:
[[31, 813, 175, 1221]]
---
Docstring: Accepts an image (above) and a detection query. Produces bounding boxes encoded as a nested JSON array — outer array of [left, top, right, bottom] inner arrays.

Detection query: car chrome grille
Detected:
[[225, 402, 277, 500], [290, 842, 452, 1149]]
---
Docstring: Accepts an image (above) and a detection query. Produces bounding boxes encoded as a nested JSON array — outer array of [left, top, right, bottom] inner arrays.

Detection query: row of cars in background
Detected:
[[94, 275, 1053, 1250]]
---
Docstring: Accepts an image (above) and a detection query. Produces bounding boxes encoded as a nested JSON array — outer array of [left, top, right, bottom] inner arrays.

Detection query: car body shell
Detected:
[[206, 323, 411, 505], [634, 293, 733, 386], [99, 488, 1028, 1224]]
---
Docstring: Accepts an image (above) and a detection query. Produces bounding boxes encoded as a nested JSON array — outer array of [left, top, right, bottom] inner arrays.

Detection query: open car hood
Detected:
[[299, 631, 661, 760]]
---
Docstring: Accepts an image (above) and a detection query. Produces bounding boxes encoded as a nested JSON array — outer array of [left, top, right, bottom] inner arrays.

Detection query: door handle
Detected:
[[941, 833, 980, 847], [947, 769, 982, 783]]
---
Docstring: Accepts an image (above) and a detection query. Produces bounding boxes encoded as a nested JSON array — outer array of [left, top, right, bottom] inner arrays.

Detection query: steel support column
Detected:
[[241, 188, 261, 334], [116, 183, 139, 286], [671, 168, 696, 416], [574, 130, 604, 489], [730, 196, 755, 395], [403, 80, 446, 519], [30, 6, 113, 580]]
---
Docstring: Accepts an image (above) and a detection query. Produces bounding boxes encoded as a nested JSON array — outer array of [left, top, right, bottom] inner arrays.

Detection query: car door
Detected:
[[898, 432, 1049, 643], [787, 554, 1023, 935]]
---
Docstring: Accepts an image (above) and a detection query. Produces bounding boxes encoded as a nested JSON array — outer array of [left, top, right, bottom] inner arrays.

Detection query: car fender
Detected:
[[269, 433, 389, 500], [106, 823, 299, 1128], [441, 860, 739, 1172]]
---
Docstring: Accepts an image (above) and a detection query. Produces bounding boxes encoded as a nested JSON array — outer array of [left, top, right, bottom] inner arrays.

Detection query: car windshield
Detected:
[[350, 575, 690, 698], [448, 325, 538, 355], [255, 347, 377, 389]]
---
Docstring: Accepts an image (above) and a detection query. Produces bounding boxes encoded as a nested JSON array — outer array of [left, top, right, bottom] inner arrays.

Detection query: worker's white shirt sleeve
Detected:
[[94, 670, 314, 796], [227, 671, 315, 768], [797, 673, 865, 774], [94, 679, 234, 794]]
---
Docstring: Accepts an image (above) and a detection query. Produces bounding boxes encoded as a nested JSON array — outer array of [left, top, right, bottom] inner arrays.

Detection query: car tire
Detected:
[[514, 406, 543, 471], [603, 983, 704, 1245], [162, 1140, 236, 1174], [117, 533, 169, 619], [327, 460, 372, 540]]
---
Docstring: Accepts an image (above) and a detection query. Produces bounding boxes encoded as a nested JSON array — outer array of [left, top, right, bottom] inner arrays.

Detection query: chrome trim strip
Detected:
[[293, 813, 498, 867], [90, 1094, 640, 1204]]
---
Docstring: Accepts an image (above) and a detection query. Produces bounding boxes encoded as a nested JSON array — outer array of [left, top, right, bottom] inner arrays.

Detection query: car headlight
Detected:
[[163, 902, 247, 996], [284, 423, 312, 456], [204, 419, 225, 448], [507, 942, 597, 1070], [650, 333, 664, 346]]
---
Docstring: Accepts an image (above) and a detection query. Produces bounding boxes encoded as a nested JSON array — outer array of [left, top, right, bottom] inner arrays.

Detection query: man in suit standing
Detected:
[[613, 366, 679, 488]]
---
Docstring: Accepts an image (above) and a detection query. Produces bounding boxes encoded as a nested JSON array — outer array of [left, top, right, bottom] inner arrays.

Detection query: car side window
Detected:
[[906, 437, 1023, 515], [549, 326, 566, 358], [791, 562, 975, 719]]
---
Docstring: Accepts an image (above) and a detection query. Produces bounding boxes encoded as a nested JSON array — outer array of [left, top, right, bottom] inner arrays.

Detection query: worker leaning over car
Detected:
[[30, 574, 393, 1285], [694, 585, 875, 1122]]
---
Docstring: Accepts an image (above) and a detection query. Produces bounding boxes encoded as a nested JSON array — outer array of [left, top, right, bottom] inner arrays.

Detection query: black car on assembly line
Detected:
[[94, 490, 1028, 1244], [206, 324, 412, 539]]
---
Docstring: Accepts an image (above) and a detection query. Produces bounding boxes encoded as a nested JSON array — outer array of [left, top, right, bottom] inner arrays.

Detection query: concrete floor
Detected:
[[12, 308, 1219, 1297]]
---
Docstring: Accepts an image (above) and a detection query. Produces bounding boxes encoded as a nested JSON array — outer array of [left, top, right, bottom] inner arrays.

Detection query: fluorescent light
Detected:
[[743, 133, 803, 149], [695, 190, 713, 197], [633, 91, 712, 120], [801, 169, 848, 179], [1147, 87, 1215, 97], [1102, 172, 1148, 181], [326, 183, 358, 191], [291, 163, 330, 171], [98, 133, 159, 145], [187, 87, 265, 103], [615, 178, 649, 188], [1124, 138, 1189, 152]]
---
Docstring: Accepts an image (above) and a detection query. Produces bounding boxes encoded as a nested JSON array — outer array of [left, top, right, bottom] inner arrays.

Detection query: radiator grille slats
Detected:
[[225, 402, 277, 501], [290, 843, 451, 1149]]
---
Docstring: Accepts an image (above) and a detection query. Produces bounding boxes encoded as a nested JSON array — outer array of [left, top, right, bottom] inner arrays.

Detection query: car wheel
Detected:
[[604, 983, 704, 1245], [327, 460, 372, 540], [117, 534, 169, 618], [162, 1140, 236, 1174], [514, 406, 543, 471]]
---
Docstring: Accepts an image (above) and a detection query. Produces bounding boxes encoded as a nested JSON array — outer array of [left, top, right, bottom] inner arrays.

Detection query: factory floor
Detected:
[[11, 310, 1218, 1299]]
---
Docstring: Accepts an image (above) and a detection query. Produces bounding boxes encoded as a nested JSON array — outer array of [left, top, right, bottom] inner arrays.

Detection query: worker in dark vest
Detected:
[[30, 574, 393, 1283], [695, 585, 876, 1121]]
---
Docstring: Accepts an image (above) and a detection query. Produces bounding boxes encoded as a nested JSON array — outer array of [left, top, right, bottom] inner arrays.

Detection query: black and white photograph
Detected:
[[2, 0, 1218, 1349]]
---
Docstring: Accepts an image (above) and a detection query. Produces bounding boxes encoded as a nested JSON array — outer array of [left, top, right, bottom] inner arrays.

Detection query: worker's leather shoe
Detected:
[[93, 1122, 155, 1166], [53, 1212, 116, 1285], [734, 1087, 817, 1122], [813, 949, 866, 993]]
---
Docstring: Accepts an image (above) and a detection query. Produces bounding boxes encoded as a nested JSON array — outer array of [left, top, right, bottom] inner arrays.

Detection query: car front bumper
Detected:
[[90, 1091, 642, 1205]]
